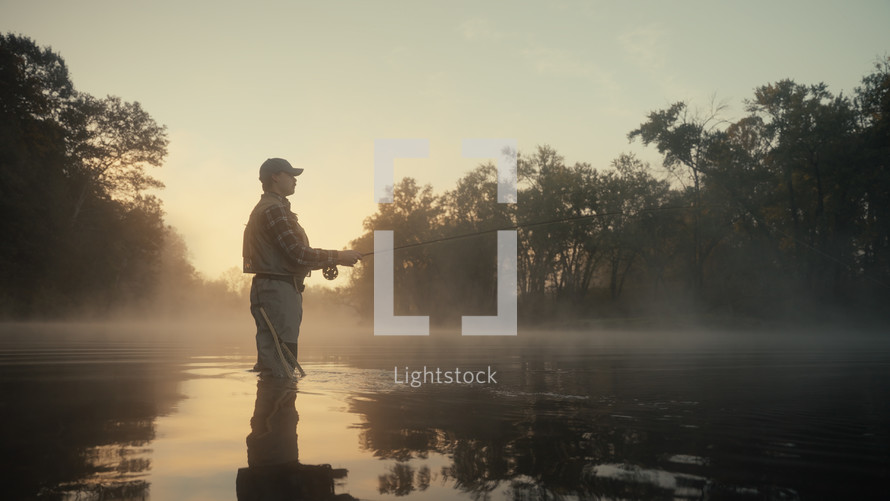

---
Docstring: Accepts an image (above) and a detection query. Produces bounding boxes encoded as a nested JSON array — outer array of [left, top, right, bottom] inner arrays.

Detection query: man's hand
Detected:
[[337, 249, 363, 267]]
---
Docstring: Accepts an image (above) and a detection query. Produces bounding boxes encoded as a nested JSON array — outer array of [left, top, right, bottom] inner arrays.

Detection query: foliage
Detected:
[[0, 34, 173, 317], [344, 59, 890, 324], [6, 33, 887, 324]]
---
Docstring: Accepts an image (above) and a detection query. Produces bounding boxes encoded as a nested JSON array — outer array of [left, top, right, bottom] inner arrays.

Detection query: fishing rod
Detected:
[[321, 199, 889, 290], [320, 205, 694, 280]]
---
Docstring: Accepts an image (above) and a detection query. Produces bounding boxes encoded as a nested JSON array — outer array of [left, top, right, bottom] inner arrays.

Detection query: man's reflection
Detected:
[[246, 378, 300, 468], [236, 378, 356, 501]]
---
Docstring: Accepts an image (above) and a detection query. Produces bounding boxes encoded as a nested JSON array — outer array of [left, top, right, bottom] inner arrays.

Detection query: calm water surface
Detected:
[[1, 328, 888, 500]]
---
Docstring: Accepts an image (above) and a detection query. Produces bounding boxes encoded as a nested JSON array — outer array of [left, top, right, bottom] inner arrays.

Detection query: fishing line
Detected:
[[323, 200, 889, 291], [320, 205, 694, 280], [362, 205, 693, 256]]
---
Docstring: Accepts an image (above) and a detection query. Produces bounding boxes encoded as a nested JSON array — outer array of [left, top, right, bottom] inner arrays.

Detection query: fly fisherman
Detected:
[[243, 158, 362, 378]]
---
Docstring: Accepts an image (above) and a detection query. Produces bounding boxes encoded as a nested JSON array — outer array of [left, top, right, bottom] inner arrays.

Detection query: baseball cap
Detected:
[[259, 158, 303, 181]]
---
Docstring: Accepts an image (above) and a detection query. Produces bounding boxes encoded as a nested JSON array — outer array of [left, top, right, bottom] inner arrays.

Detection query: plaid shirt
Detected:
[[262, 193, 338, 269]]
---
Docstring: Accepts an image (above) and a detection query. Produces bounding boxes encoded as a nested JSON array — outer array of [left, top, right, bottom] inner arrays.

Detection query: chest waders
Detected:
[[259, 306, 306, 378]]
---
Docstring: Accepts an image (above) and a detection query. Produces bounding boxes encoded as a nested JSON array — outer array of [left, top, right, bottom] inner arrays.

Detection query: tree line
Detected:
[[3, 33, 888, 325], [0, 34, 238, 318], [344, 60, 890, 325]]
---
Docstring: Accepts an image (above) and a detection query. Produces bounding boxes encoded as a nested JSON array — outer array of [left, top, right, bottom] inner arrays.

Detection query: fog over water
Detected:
[[3, 5, 890, 499], [1, 321, 888, 500]]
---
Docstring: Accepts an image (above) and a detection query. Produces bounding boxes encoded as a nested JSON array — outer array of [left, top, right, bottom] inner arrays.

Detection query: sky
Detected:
[[3, 0, 889, 284]]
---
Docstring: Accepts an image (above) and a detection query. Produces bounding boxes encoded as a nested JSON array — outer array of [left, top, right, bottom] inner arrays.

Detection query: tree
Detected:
[[0, 34, 75, 314], [515, 146, 601, 305], [0, 33, 73, 118], [63, 94, 168, 225], [745, 80, 862, 296], [628, 101, 728, 300], [599, 154, 672, 301], [347, 178, 443, 319], [437, 163, 515, 318], [0, 34, 169, 317], [854, 58, 890, 297]]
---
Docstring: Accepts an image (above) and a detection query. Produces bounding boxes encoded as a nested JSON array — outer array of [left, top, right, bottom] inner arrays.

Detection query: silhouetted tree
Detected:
[[853, 58, 890, 306], [347, 178, 443, 320], [0, 33, 169, 317], [628, 101, 728, 301], [340, 62, 890, 325]]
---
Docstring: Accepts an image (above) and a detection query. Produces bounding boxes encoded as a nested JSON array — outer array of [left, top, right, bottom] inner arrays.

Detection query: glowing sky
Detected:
[[4, 1, 889, 283]]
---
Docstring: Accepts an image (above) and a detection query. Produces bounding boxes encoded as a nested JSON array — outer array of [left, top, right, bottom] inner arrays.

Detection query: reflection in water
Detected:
[[378, 463, 431, 496], [0, 345, 184, 500], [349, 342, 890, 500], [3, 333, 889, 500], [237, 378, 356, 501], [246, 378, 300, 468]]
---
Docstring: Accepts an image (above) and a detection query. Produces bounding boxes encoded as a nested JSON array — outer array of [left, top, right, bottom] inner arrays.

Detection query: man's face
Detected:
[[272, 171, 297, 196]]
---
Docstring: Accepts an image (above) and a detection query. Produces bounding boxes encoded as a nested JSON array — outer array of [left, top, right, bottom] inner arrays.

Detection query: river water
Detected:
[[1, 326, 888, 500]]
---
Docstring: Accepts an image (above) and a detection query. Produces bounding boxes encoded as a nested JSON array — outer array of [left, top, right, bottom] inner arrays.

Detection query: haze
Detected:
[[4, 1, 889, 284]]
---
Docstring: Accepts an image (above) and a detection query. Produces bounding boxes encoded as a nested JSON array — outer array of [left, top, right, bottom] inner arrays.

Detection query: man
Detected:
[[243, 158, 362, 378]]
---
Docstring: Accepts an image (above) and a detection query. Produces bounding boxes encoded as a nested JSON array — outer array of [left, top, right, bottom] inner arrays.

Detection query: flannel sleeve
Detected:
[[263, 204, 338, 268]]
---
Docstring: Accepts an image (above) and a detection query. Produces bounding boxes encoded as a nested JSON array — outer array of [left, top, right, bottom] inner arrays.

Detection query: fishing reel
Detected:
[[322, 265, 338, 280], [323, 252, 367, 280]]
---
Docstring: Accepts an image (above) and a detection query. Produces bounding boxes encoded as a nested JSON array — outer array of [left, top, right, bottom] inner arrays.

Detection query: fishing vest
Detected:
[[242, 193, 311, 277]]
